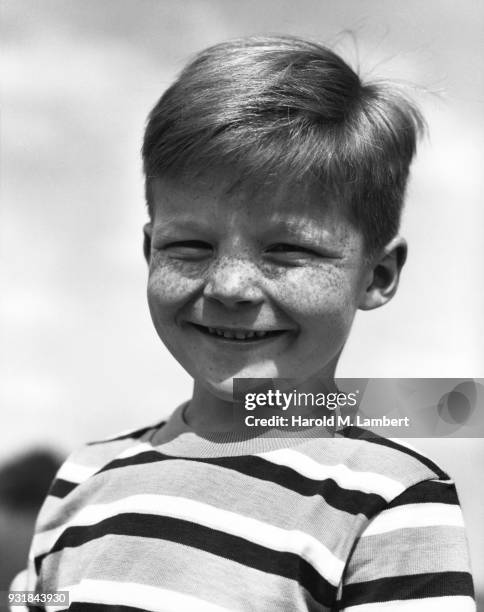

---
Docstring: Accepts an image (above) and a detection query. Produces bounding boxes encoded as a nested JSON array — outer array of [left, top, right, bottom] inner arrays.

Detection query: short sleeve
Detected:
[[336, 478, 476, 611]]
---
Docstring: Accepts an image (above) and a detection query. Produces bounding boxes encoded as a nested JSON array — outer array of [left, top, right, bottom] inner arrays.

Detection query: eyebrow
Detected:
[[261, 218, 335, 244], [152, 218, 210, 235]]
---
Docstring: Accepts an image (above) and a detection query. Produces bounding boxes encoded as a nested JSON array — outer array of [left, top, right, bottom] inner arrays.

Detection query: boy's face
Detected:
[[145, 174, 374, 399]]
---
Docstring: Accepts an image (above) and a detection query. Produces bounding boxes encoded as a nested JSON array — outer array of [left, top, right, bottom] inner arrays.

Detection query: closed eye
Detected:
[[268, 243, 315, 253], [265, 243, 319, 263], [163, 240, 212, 260]]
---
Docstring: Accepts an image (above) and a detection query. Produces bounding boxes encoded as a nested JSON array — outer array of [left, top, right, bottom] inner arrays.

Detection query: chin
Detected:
[[201, 365, 283, 401]]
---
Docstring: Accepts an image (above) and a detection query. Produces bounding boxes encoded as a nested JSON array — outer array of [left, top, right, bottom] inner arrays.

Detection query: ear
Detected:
[[358, 236, 407, 311], [143, 222, 152, 265]]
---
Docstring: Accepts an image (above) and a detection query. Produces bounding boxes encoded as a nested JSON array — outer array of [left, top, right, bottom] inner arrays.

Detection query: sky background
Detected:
[[1, 0, 483, 598]]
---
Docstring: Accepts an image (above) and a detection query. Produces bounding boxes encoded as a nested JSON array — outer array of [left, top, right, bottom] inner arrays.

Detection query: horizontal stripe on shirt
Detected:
[[337, 571, 475, 609], [25, 417, 475, 611]]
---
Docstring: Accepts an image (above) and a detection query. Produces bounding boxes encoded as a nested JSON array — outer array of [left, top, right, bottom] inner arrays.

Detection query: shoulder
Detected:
[[261, 427, 453, 515], [34, 419, 165, 530], [336, 425, 449, 481]]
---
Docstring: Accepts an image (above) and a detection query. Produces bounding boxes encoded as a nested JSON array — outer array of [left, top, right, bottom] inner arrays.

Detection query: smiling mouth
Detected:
[[189, 323, 288, 341]]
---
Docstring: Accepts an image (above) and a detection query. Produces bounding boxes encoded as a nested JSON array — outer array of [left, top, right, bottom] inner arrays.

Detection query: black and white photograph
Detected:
[[1, 1, 483, 610]]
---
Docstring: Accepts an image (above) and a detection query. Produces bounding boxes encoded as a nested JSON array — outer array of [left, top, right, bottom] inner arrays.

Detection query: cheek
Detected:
[[271, 269, 360, 376], [148, 253, 206, 308], [147, 258, 204, 320], [279, 267, 359, 318]]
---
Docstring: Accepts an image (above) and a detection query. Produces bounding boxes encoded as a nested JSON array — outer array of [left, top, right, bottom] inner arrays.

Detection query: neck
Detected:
[[185, 382, 236, 432]]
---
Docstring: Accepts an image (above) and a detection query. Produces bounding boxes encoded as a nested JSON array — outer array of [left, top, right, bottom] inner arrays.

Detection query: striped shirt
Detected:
[[23, 403, 475, 611]]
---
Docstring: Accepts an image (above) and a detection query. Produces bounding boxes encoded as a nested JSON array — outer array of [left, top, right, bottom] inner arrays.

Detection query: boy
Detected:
[[18, 36, 475, 611]]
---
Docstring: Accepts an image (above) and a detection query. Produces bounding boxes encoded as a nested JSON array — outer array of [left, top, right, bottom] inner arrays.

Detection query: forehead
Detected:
[[150, 173, 355, 235]]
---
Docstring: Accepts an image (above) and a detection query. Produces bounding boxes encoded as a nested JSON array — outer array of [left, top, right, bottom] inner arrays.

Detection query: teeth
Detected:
[[203, 326, 273, 340], [200, 325, 282, 340]]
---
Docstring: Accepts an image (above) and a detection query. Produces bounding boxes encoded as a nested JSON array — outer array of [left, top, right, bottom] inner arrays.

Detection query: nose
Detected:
[[203, 257, 265, 308]]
